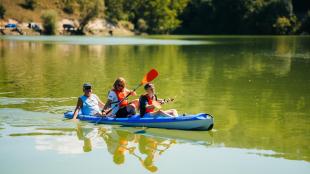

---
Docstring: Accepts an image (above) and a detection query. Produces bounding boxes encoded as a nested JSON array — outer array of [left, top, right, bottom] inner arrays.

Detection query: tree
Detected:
[[176, 0, 298, 35], [76, 0, 104, 34], [137, 18, 148, 32], [105, 0, 127, 23], [273, 16, 292, 34], [0, 3, 5, 19], [41, 10, 58, 35], [176, 0, 214, 34], [132, 0, 189, 33], [104, 0, 189, 34], [246, 0, 294, 34], [299, 11, 310, 34]]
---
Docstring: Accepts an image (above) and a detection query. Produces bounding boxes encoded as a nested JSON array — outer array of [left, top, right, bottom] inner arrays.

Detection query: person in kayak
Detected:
[[139, 83, 178, 117], [103, 77, 138, 118], [72, 83, 105, 120]]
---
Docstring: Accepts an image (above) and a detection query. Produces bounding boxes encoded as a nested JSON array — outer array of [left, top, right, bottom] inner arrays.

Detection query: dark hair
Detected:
[[144, 83, 154, 90]]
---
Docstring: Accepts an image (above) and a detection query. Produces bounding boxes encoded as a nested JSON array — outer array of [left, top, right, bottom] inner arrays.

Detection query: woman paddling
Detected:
[[103, 77, 138, 118], [72, 83, 105, 120], [139, 83, 178, 117]]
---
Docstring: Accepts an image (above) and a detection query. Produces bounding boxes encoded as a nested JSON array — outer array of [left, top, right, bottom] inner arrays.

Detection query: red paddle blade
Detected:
[[141, 69, 159, 84]]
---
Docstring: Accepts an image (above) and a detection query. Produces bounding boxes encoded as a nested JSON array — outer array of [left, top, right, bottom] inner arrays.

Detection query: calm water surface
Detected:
[[0, 35, 309, 174]]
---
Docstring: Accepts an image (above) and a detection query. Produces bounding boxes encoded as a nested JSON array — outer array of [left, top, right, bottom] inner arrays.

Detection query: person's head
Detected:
[[144, 83, 155, 95], [113, 77, 126, 91], [83, 83, 92, 96]]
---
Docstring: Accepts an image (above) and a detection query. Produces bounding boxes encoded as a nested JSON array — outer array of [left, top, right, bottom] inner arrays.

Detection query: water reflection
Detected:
[[76, 125, 177, 172]]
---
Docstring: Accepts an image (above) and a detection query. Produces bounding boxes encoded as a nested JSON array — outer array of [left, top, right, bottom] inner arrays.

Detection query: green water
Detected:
[[0, 35, 309, 174]]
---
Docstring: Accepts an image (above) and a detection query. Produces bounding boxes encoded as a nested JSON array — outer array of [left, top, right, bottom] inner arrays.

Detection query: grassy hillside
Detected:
[[1, 0, 80, 22]]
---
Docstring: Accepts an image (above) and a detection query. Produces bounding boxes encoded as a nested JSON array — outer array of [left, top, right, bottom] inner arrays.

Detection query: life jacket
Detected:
[[145, 94, 157, 113], [113, 89, 128, 107]]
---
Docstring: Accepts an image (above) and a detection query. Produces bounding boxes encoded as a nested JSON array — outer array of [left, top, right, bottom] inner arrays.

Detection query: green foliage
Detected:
[[136, 0, 189, 34], [76, 0, 104, 34], [246, 0, 293, 34], [104, 0, 189, 34], [137, 18, 148, 32], [41, 10, 58, 35], [118, 20, 134, 30], [176, 0, 302, 35], [300, 11, 310, 34], [273, 16, 292, 34], [105, 0, 127, 23], [0, 3, 5, 19], [23, 0, 37, 10]]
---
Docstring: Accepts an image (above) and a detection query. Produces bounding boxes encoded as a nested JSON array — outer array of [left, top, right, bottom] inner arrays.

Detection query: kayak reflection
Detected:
[[73, 125, 213, 172], [98, 128, 176, 172]]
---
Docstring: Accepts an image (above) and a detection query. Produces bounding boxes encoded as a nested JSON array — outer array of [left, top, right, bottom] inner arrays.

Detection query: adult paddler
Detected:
[[103, 77, 138, 118]]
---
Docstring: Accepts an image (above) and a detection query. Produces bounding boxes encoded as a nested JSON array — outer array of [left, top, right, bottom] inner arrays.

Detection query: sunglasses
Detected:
[[117, 84, 124, 88], [84, 87, 92, 90]]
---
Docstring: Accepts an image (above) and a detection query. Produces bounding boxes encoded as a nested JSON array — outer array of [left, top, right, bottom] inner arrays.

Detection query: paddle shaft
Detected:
[[104, 83, 142, 115]]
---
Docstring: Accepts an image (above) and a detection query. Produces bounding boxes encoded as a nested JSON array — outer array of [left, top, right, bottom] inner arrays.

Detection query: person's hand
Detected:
[[101, 110, 107, 116], [153, 101, 162, 109], [129, 90, 136, 96]]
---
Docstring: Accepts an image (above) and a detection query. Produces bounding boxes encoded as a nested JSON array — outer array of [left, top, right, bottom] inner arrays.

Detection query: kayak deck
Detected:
[[64, 112, 214, 131]]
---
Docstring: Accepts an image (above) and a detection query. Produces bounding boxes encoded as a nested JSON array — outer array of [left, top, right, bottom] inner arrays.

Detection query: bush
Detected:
[[0, 4, 5, 19], [118, 20, 134, 30], [137, 18, 148, 32], [77, 0, 103, 34], [23, 0, 37, 10], [273, 16, 292, 34], [41, 10, 57, 35]]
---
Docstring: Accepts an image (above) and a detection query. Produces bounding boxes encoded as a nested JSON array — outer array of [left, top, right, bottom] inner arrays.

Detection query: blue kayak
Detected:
[[64, 112, 214, 131]]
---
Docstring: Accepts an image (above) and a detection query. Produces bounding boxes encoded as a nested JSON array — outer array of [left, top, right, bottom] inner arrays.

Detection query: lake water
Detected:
[[0, 35, 309, 174]]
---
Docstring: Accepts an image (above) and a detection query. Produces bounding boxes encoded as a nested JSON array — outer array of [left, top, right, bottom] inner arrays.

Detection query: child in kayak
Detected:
[[139, 83, 178, 117], [72, 83, 105, 120], [103, 77, 138, 118]]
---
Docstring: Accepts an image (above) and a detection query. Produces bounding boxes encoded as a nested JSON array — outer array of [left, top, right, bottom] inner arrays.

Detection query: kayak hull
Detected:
[[64, 112, 214, 131]]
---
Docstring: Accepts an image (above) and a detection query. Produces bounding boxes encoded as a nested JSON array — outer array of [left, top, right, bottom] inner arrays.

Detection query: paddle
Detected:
[[96, 69, 159, 124], [152, 98, 174, 109]]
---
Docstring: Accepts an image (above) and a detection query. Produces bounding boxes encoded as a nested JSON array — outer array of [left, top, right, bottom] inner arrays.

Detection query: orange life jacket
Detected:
[[145, 95, 156, 113], [113, 89, 129, 107]]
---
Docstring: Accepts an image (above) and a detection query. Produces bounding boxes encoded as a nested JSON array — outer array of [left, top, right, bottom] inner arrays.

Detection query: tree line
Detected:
[[104, 0, 310, 35], [0, 0, 309, 35]]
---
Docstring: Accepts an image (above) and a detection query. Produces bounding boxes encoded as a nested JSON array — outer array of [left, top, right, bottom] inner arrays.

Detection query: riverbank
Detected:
[[0, 18, 135, 36]]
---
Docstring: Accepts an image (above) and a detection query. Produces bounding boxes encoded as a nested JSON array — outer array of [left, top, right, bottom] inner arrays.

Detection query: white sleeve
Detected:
[[108, 91, 117, 102], [93, 94, 100, 101]]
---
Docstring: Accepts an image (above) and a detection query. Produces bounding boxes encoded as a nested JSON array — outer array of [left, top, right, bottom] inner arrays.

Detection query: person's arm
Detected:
[[126, 88, 136, 96], [145, 104, 156, 110], [157, 98, 164, 104], [94, 94, 105, 109], [73, 98, 83, 120], [103, 90, 115, 112], [103, 99, 112, 112]]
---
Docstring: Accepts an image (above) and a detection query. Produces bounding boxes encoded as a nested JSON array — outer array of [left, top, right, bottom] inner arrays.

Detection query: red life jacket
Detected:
[[113, 89, 128, 107], [145, 95, 156, 113]]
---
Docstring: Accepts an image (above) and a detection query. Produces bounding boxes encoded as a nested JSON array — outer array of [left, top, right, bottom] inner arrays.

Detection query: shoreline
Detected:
[[0, 18, 136, 36]]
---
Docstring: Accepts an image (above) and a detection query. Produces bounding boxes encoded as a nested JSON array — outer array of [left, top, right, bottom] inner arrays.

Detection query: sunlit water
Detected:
[[0, 35, 309, 174]]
